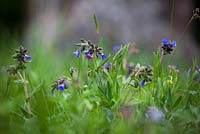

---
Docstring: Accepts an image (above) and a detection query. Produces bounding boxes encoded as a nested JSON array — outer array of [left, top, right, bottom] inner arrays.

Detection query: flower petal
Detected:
[[84, 50, 90, 55], [25, 54, 31, 60], [101, 53, 107, 60], [57, 84, 65, 91], [103, 62, 110, 69], [139, 80, 145, 86], [73, 50, 80, 57], [86, 53, 93, 59], [162, 38, 169, 45], [171, 41, 176, 47], [146, 106, 165, 122], [113, 44, 120, 52]]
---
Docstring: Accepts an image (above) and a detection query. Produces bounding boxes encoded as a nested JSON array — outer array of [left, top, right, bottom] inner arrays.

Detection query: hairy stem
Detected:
[[159, 49, 164, 64], [169, 16, 193, 64], [121, 69, 141, 105], [18, 71, 32, 116], [177, 16, 194, 47], [169, 0, 176, 39], [23, 71, 32, 116], [93, 54, 103, 88]]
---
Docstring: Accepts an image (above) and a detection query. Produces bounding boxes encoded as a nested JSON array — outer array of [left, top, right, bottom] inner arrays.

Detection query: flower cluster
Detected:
[[194, 66, 200, 83], [161, 38, 176, 55], [6, 45, 31, 75], [146, 106, 165, 122], [126, 62, 134, 78], [6, 65, 18, 75], [196, 66, 200, 73], [73, 38, 106, 60], [193, 8, 200, 19], [168, 65, 179, 73], [51, 77, 70, 92], [132, 64, 153, 86]]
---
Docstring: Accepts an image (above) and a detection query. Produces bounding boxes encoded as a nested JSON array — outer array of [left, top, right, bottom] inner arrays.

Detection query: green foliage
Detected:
[[0, 37, 200, 134]]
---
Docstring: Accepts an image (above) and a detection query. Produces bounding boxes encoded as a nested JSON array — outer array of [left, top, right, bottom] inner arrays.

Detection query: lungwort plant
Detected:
[[5, 45, 32, 118]]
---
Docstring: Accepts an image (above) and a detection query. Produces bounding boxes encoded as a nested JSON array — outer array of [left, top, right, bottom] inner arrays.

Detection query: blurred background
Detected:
[[0, 0, 199, 67]]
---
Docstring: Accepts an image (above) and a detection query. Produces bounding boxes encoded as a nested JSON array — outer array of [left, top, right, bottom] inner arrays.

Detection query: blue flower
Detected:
[[104, 62, 110, 68], [84, 50, 90, 55], [113, 44, 120, 52], [162, 38, 169, 45], [170, 41, 176, 47], [161, 38, 176, 55], [139, 80, 145, 86], [25, 54, 31, 60], [57, 84, 65, 91], [103, 62, 110, 70], [73, 50, 80, 57], [101, 53, 107, 60]]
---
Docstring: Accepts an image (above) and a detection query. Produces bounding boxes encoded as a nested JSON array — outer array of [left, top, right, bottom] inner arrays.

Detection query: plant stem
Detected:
[[168, 16, 193, 64], [93, 55, 103, 88], [23, 71, 32, 116], [121, 70, 141, 105], [159, 49, 164, 64], [169, 0, 176, 39], [18, 71, 32, 117], [177, 16, 194, 45]]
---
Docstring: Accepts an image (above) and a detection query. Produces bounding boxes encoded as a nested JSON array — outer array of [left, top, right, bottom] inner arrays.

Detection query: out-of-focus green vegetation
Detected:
[[0, 35, 200, 134]]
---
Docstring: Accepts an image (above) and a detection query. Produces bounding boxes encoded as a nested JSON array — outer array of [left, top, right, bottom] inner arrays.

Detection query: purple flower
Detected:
[[146, 106, 165, 122], [103, 62, 110, 70], [86, 53, 93, 59], [57, 84, 65, 91], [104, 62, 110, 68], [139, 80, 145, 86], [113, 44, 120, 52], [162, 38, 169, 45], [25, 54, 31, 60], [101, 53, 107, 60], [73, 50, 80, 57]]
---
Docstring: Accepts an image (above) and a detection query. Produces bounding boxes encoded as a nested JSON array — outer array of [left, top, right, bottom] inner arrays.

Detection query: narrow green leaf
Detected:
[[113, 44, 129, 61], [98, 37, 104, 47], [93, 14, 99, 34], [173, 96, 182, 108], [29, 82, 43, 98], [20, 106, 32, 118], [103, 70, 114, 86]]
